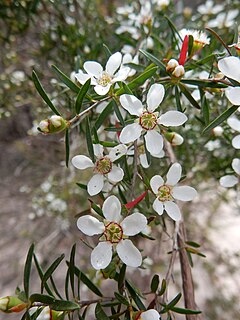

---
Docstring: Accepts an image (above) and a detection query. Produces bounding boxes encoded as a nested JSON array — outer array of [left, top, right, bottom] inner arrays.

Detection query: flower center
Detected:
[[104, 222, 123, 243], [97, 71, 112, 87], [139, 112, 157, 130], [95, 157, 112, 174], [157, 185, 173, 202]]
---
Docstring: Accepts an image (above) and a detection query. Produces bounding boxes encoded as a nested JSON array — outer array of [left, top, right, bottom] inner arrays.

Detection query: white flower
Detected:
[[197, 0, 223, 15], [119, 84, 187, 156], [75, 52, 130, 96], [218, 56, 240, 106], [153, 0, 170, 10], [207, 10, 239, 28], [77, 195, 147, 269], [72, 144, 127, 196], [179, 29, 210, 48], [150, 163, 197, 221], [227, 117, 240, 149], [220, 158, 240, 187], [122, 53, 139, 77], [136, 309, 161, 320]]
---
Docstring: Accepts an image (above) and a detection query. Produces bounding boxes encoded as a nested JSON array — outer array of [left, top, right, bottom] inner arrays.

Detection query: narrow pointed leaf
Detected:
[[86, 117, 95, 162], [150, 274, 159, 293], [171, 307, 202, 314], [178, 83, 201, 109], [95, 303, 110, 320], [139, 49, 166, 71], [65, 129, 70, 167], [75, 78, 91, 114], [52, 65, 80, 93], [41, 254, 65, 293], [50, 300, 80, 311], [69, 244, 76, 297], [118, 264, 126, 293], [95, 100, 113, 130], [167, 293, 182, 309], [24, 244, 34, 299], [32, 71, 61, 116], [113, 98, 125, 126], [29, 293, 55, 304], [33, 254, 54, 296]]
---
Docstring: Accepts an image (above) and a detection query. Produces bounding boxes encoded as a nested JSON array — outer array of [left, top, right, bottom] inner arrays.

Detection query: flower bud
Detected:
[[165, 132, 184, 146], [0, 296, 27, 313], [38, 116, 68, 134], [166, 59, 179, 72], [30, 306, 64, 320], [212, 126, 223, 137], [172, 65, 185, 78]]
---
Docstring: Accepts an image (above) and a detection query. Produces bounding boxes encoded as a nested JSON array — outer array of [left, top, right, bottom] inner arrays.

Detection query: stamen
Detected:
[[95, 157, 112, 174], [139, 112, 157, 130], [104, 222, 123, 243]]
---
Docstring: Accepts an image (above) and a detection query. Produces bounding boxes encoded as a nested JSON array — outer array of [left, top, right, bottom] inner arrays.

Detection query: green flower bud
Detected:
[[38, 116, 69, 134], [0, 296, 27, 313]]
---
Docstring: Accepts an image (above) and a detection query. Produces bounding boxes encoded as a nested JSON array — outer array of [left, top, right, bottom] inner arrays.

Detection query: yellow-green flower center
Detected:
[[97, 71, 112, 87], [139, 112, 157, 130], [157, 185, 173, 202], [104, 222, 123, 243], [95, 157, 112, 174]]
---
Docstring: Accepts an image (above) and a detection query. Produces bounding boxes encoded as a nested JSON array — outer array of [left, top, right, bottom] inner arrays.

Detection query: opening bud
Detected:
[[172, 65, 185, 78], [166, 59, 179, 72], [38, 116, 68, 134], [165, 132, 184, 145], [0, 296, 27, 313], [212, 126, 223, 137]]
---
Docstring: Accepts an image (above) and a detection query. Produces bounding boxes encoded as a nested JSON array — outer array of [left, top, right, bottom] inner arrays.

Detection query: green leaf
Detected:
[[175, 86, 183, 112], [181, 79, 227, 88], [203, 105, 238, 134], [125, 281, 146, 310], [50, 300, 80, 311], [68, 264, 103, 297], [29, 293, 55, 304], [150, 274, 159, 293], [32, 71, 61, 116], [103, 43, 112, 57], [167, 293, 182, 309], [51, 65, 80, 94], [113, 98, 125, 126], [201, 91, 210, 125], [178, 83, 201, 109], [86, 117, 95, 162], [188, 35, 194, 56], [41, 254, 65, 293], [95, 100, 113, 130], [92, 126, 100, 144], [114, 292, 129, 306], [185, 241, 201, 248], [95, 303, 110, 320], [158, 279, 166, 296], [33, 254, 54, 297], [116, 67, 158, 95], [171, 307, 202, 314], [75, 78, 91, 114], [24, 243, 34, 299], [118, 264, 126, 293], [121, 82, 133, 95], [65, 129, 70, 168], [90, 201, 104, 217], [76, 182, 87, 190], [69, 244, 76, 297], [139, 49, 166, 71]]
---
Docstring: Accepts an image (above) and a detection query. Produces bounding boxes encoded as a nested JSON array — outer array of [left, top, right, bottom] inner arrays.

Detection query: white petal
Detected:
[[220, 175, 238, 188], [106, 52, 122, 76], [102, 195, 122, 222], [119, 123, 142, 144], [150, 175, 164, 194], [93, 144, 104, 157], [87, 174, 104, 196], [152, 198, 164, 215], [108, 144, 127, 161], [164, 201, 181, 221], [232, 135, 240, 149], [113, 67, 130, 81], [84, 61, 103, 77], [166, 163, 182, 186], [108, 166, 124, 183], [119, 94, 143, 116], [75, 70, 94, 85], [116, 239, 142, 267], [94, 84, 111, 96], [225, 87, 240, 106], [121, 213, 147, 236], [172, 186, 197, 201], [145, 130, 163, 155], [77, 216, 104, 236], [232, 158, 240, 175], [141, 309, 160, 320], [158, 111, 188, 126], [139, 153, 149, 168], [227, 117, 240, 132], [152, 149, 165, 158], [218, 57, 240, 83], [147, 83, 165, 112], [72, 155, 94, 170], [91, 242, 112, 270]]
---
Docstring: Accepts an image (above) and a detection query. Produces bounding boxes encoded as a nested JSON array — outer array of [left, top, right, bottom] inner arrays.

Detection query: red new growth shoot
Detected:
[[125, 191, 147, 209], [179, 35, 189, 66]]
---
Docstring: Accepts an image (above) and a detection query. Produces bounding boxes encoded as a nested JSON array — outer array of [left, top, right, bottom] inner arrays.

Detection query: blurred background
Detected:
[[0, 0, 240, 319]]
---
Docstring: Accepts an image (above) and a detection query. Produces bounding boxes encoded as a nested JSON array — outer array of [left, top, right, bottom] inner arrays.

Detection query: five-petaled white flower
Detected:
[[72, 144, 127, 196], [119, 84, 187, 156], [227, 117, 240, 149], [218, 56, 240, 106], [150, 163, 197, 221], [220, 158, 240, 187], [135, 309, 161, 320], [77, 195, 147, 269], [75, 52, 130, 96]]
